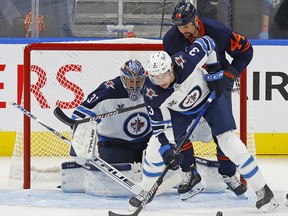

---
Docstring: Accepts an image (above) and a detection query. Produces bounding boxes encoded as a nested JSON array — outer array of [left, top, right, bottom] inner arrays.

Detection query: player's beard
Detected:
[[183, 31, 198, 42]]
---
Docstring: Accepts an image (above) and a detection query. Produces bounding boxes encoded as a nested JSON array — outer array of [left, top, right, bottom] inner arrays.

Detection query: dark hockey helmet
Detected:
[[172, 1, 197, 26], [120, 59, 146, 101]]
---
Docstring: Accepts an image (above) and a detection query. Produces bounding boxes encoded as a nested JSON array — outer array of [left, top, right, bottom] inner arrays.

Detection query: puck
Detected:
[[216, 211, 223, 216]]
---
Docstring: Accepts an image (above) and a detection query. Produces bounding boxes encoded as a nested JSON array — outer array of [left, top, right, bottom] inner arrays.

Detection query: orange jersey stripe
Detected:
[[181, 141, 193, 151]]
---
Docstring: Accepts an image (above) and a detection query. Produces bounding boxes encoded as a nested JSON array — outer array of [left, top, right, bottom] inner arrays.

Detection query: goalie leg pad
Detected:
[[61, 161, 85, 193], [195, 157, 227, 193], [83, 163, 136, 197], [190, 117, 213, 143]]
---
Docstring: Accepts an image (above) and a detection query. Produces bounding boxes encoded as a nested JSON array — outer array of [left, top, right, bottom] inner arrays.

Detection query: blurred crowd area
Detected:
[[0, 0, 287, 39]]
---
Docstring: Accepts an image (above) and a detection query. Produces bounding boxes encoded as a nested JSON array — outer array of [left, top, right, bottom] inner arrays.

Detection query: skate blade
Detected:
[[180, 184, 205, 201], [259, 198, 279, 212]]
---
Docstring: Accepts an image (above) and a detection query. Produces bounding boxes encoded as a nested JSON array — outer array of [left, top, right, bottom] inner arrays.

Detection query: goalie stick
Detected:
[[108, 91, 216, 216], [11, 102, 179, 196], [54, 103, 145, 127]]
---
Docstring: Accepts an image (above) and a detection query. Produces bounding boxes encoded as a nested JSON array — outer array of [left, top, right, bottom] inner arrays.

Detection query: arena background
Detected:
[[0, 0, 287, 156]]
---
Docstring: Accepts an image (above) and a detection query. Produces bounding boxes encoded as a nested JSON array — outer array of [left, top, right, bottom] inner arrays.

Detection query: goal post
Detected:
[[10, 38, 254, 189]]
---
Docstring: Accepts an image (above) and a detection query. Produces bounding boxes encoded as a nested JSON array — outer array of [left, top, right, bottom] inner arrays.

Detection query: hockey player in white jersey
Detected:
[[129, 36, 279, 212]]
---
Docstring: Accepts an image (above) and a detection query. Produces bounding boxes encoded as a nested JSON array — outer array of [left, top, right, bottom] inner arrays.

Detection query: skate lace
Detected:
[[224, 175, 242, 189]]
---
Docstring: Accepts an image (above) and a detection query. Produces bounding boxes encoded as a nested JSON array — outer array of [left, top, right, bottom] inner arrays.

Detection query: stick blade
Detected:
[[53, 107, 76, 126]]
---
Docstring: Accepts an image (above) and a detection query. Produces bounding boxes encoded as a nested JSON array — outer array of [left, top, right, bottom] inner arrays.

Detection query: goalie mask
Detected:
[[120, 59, 146, 101], [172, 1, 197, 26]]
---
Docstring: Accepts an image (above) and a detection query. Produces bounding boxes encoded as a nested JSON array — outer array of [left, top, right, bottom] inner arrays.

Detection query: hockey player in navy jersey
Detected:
[[71, 59, 151, 164], [163, 0, 253, 197], [129, 36, 278, 212]]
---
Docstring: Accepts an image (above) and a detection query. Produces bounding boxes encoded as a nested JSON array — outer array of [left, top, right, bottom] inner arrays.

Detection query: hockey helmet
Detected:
[[120, 59, 146, 101], [172, 1, 197, 26], [147, 51, 172, 85]]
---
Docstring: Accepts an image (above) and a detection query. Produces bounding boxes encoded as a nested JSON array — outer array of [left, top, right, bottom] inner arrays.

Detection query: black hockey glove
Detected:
[[223, 65, 240, 81], [205, 64, 239, 97], [159, 144, 183, 170]]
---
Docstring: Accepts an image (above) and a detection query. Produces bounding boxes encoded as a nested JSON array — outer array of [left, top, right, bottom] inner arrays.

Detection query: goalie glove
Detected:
[[72, 121, 97, 165], [159, 144, 183, 170]]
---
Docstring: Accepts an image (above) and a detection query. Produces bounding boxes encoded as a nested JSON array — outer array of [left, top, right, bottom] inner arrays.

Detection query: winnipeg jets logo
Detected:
[[124, 113, 150, 138], [104, 80, 115, 89], [130, 114, 146, 134], [179, 86, 202, 109], [185, 92, 198, 105], [146, 88, 158, 100], [174, 55, 186, 69]]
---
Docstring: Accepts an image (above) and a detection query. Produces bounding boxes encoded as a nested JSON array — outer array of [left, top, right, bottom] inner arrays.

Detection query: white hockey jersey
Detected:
[[144, 43, 215, 146], [72, 76, 151, 143]]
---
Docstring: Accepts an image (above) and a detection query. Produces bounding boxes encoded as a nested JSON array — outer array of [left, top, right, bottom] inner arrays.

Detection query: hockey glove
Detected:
[[159, 144, 183, 170], [223, 65, 240, 81], [205, 64, 239, 97]]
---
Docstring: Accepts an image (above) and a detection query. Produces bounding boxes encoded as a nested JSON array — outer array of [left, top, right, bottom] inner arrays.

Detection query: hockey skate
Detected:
[[178, 166, 204, 201], [222, 175, 247, 199], [256, 184, 279, 212]]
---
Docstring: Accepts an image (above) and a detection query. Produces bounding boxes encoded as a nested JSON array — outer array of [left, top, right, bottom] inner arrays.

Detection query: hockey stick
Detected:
[[10, 101, 142, 195], [54, 103, 145, 127], [10, 102, 71, 144], [11, 102, 179, 196], [108, 91, 216, 216]]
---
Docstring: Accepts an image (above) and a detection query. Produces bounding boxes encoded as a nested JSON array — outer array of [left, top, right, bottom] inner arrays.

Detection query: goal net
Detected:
[[9, 38, 255, 189]]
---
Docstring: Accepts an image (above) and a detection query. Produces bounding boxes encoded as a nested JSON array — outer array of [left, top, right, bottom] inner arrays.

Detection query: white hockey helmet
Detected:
[[147, 51, 172, 84]]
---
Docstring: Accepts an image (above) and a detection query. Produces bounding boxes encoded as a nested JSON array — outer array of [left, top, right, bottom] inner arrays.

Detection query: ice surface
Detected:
[[1, 156, 288, 216]]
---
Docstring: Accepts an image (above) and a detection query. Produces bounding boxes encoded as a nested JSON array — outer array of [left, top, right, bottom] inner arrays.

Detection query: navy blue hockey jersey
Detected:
[[163, 18, 253, 74]]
